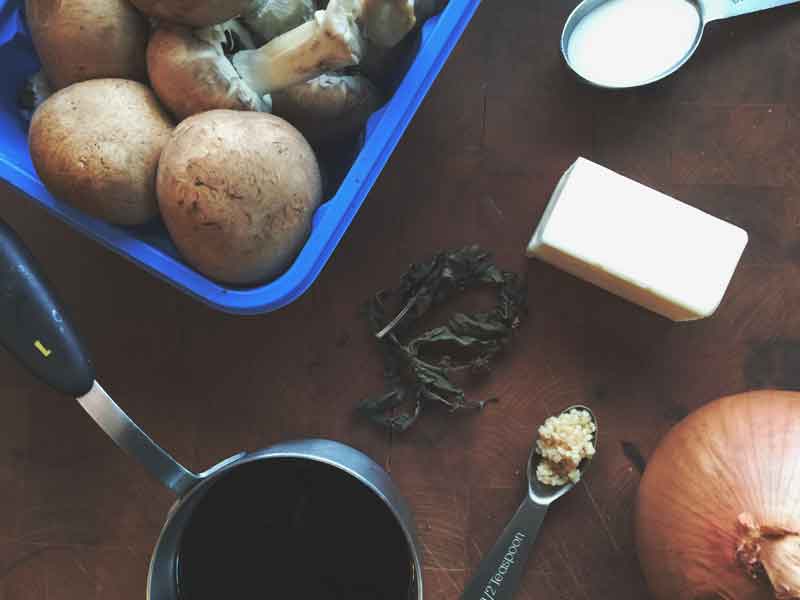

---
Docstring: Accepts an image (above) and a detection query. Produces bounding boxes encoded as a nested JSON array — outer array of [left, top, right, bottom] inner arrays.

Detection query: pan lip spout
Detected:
[[146, 438, 424, 600]]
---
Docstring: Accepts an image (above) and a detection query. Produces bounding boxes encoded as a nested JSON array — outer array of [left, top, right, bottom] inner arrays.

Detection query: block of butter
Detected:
[[526, 158, 748, 322]]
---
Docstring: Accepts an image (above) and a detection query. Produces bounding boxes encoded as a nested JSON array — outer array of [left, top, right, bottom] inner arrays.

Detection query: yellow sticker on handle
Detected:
[[34, 340, 52, 358]]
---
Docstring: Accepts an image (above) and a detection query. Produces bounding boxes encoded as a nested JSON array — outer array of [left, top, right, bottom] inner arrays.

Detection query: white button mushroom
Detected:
[[29, 79, 174, 225], [25, 0, 148, 90], [272, 73, 382, 144], [156, 110, 323, 284], [147, 20, 271, 120], [127, 0, 254, 27]]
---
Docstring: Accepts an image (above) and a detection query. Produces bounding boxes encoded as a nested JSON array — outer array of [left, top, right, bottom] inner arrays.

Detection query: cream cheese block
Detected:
[[526, 158, 748, 322]]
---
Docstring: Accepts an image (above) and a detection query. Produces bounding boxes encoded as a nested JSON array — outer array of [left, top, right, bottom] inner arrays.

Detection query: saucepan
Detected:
[[0, 219, 423, 599]]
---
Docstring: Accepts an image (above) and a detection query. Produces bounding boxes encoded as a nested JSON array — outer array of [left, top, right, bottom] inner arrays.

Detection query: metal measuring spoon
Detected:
[[461, 406, 597, 600], [561, 0, 799, 89]]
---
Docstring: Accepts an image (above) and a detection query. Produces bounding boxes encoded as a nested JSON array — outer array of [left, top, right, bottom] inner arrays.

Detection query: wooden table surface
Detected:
[[2, 1, 800, 598]]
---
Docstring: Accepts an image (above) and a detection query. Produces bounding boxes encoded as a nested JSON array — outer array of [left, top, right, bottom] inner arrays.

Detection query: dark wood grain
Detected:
[[2, 1, 800, 599]]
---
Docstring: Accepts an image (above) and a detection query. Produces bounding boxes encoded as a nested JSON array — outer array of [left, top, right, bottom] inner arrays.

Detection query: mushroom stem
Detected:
[[242, 0, 316, 43], [328, 0, 415, 48], [232, 9, 363, 96]]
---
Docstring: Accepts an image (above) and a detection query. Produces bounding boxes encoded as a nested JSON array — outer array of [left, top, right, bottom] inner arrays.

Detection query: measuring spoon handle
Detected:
[[462, 496, 548, 600], [702, 0, 799, 22]]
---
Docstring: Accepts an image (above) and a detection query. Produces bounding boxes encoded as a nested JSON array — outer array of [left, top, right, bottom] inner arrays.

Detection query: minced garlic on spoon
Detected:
[[536, 408, 596, 486]]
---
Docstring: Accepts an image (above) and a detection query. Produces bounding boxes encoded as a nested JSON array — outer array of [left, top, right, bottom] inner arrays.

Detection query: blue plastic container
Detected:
[[0, 0, 480, 314]]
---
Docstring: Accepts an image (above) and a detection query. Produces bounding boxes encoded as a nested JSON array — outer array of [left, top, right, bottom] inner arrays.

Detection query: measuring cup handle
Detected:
[[462, 497, 547, 600], [702, 0, 799, 22], [0, 219, 198, 496], [0, 219, 94, 396], [78, 382, 200, 496]]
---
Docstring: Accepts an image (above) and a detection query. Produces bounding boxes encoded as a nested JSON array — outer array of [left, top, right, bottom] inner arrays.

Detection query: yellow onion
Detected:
[[636, 391, 800, 600]]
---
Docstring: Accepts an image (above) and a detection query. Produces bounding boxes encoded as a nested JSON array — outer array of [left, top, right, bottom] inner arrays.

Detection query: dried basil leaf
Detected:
[[357, 245, 526, 432]]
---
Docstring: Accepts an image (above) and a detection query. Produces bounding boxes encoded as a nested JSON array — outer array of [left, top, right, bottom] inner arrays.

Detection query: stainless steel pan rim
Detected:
[[146, 439, 423, 600]]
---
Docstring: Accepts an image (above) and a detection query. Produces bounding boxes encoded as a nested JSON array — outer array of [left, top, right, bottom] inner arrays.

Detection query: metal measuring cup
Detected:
[[561, 0, 799, 89]]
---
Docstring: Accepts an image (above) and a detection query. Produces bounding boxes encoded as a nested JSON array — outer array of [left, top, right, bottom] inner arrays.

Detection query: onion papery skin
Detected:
[[636, 391, 800, 600]]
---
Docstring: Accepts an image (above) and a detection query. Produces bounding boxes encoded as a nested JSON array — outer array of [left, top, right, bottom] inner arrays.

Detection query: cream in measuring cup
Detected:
[[561, 0, 799, 89]]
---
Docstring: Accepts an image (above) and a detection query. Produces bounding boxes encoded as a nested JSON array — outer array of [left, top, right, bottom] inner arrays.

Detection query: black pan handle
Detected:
[[0, 220, 200, 497], [0, 219, 94, 396]]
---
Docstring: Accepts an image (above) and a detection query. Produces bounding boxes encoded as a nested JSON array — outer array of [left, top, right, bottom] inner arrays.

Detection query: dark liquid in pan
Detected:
[[177, 459, 412, 599]]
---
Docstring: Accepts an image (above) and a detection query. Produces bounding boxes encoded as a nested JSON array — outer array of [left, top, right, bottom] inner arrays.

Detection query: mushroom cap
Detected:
[[25, 0, 148, 90], [414, 0, 447, 22], [147, 22, 268, 121], [272, 73, 381, 144], [128, 0, 254, 27], [156, 110, 323, 284], [327, 0, 415, 48], [361, 0, 415, 48], [29, 79, 174, 225]]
